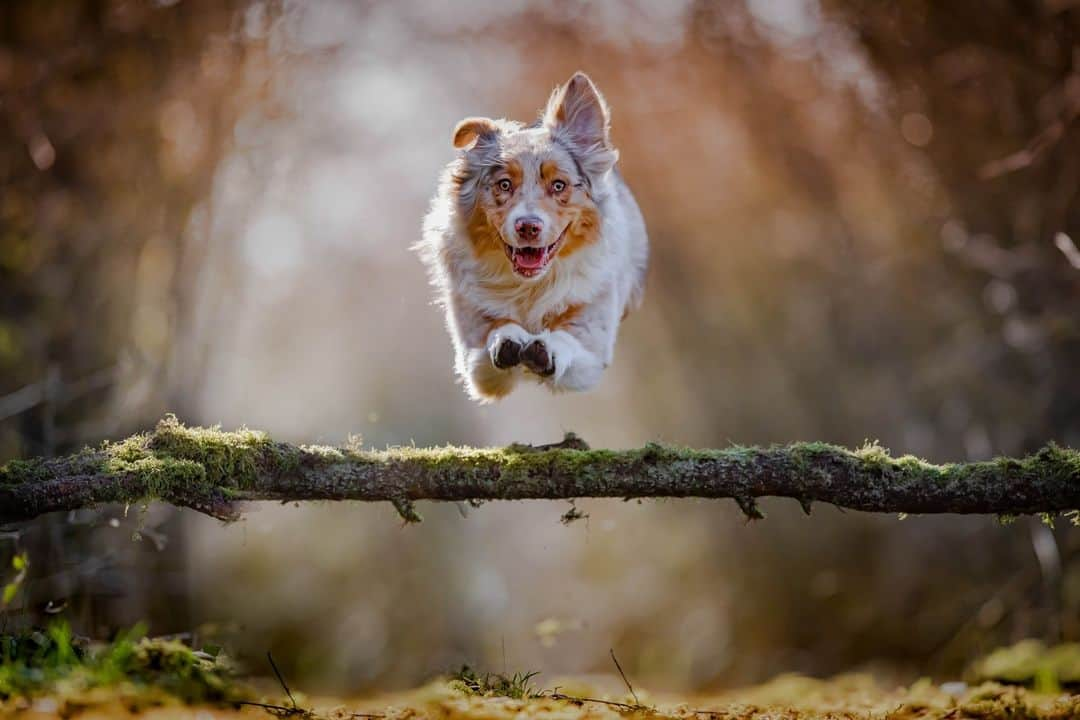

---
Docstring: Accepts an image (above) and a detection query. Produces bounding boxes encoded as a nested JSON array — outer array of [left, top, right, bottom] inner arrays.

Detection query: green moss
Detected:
[[450, 666, 542, 699], [103, 437, 214, 507], [96, 416, 283, 508], [969, 640, 1080, 690], [144, 414, 269, 489], [894, 454, 937, 473], [300, 444, 345, 463], [853, 440, 892, 469], [791, 442, 847, 483], [0, 622, 248, 707], [106, 455, 206, 498], [0, 458, 50, 486]]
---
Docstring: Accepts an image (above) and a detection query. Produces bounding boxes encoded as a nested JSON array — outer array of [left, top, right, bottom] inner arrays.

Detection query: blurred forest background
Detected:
[[1, 0, 1079, 696]]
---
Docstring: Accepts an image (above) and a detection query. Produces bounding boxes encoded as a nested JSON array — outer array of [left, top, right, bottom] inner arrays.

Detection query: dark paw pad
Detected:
[[491, 338, 522, 369], [521, 340, 555, 377]]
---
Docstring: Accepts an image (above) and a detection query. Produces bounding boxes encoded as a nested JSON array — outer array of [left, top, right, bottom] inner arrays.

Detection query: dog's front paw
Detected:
[[521, 339, 555, 377], [488, 324, 531, 370], [491, 336, 522, 369]]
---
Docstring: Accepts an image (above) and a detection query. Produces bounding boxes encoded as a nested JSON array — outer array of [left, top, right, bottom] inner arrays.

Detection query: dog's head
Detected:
[[450, 72, 618, 280]]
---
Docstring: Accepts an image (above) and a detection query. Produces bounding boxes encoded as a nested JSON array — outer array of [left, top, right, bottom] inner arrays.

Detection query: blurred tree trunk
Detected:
[[0, 0, 246, 637], [821, 0, 1080, 450]]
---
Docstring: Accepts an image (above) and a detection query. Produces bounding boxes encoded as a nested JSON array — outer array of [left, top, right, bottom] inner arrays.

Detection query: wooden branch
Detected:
[[0, 416, 1077, 525]]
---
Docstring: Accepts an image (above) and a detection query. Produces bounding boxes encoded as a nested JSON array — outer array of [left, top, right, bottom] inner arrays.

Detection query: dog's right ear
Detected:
[[452, 117, 498, 149], [543, 72, 618, 181]]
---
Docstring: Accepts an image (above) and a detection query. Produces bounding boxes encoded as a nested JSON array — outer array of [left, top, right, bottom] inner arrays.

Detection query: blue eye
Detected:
[[497, 179, 512, 192], [552, 180, 566, 193]]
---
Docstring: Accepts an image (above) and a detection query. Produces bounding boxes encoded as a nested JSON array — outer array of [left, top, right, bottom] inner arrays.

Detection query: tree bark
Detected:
[[0, 417, 1077, 524]]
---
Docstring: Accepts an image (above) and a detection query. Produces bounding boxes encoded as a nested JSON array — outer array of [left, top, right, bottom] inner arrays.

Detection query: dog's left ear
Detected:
[[453, 117, 499, 149], [544, 72, 618, 180]]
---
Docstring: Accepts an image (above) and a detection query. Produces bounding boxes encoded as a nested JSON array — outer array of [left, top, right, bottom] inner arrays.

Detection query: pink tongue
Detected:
[[515, 248, 546, 269]]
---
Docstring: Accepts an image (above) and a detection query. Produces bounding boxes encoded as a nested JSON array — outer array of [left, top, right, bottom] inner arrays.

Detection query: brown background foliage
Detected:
[[1, 0, 1078, 695]]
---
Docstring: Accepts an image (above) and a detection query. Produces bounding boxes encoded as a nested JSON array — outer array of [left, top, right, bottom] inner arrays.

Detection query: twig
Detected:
[[233, 640, 388, 718], [978, 119, 1072, 179], [549, 692, 650, 713], [268, 651, 298, 710], [0, 383, 46, 424], [235, 700, 311, 718], [560, 500, 589, 525], [1054, 232, 1080, 270], [508, 432, 591, 453], [0, 364, 117, 423], [610, 648, 640, 706], [978, 81, 1080, 180], [235, 688, 386, 718]]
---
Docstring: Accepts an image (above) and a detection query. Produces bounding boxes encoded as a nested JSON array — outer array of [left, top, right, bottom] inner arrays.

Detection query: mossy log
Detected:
[[0, 416, 1078, 524]]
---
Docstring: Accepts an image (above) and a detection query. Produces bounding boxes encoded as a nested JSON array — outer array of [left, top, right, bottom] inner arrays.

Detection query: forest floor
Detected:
[[1, 631, 1078, 719], [3, 670, 1080, 720]]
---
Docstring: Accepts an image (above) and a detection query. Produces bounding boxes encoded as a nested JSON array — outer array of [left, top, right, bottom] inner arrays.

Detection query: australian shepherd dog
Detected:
[[417, 72, 648, 402]]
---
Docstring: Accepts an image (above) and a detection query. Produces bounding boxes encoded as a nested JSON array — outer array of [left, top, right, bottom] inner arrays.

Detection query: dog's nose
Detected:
[[514, 216, 543, 242]]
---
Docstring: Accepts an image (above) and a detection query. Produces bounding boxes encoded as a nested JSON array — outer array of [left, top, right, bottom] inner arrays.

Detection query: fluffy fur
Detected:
[[416, 72, 648, 402]]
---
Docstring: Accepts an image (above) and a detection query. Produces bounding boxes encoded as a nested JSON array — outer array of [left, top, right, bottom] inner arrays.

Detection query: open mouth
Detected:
[[503, 227, 567, 278]]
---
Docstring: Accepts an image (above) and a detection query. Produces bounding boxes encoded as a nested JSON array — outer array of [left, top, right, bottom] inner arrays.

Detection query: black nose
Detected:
[[514, 216, 543, 242]]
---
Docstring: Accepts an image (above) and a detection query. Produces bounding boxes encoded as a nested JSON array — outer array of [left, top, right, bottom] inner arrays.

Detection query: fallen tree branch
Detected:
[[0, 416, 1077, 525]]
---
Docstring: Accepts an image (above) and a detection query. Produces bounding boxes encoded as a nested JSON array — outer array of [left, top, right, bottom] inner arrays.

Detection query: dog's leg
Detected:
[[520, 328, 607, 392], [462, 323, 536, 402], [528, 330, 606, 392], [446, 290, 525, 401], [522, 294, 619, 392], [463, 347, 517, 401]]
